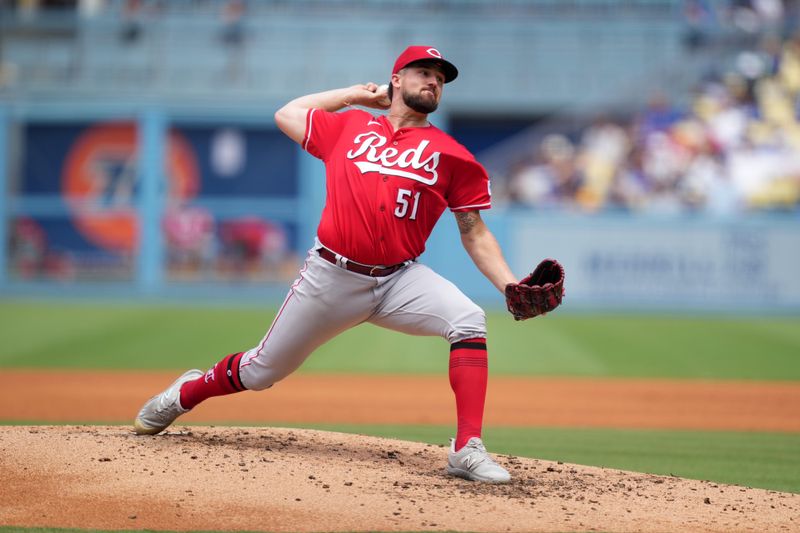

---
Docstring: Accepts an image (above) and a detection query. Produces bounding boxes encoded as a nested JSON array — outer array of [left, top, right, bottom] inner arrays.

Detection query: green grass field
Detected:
[[2, 300, 799, 379], [2, 299, 799, 498]]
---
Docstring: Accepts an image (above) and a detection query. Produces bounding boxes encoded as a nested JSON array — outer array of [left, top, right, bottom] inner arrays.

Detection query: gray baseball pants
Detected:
[[238, 245, 487, 391]]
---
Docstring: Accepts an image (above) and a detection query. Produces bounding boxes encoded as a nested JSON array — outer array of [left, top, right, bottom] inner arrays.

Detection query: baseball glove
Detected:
[[505, 259, 565, 321]]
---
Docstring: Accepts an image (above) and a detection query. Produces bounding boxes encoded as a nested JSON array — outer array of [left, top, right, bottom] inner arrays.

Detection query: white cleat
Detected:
[[446, 437, 511, 483], [133, 369, 203, 435]]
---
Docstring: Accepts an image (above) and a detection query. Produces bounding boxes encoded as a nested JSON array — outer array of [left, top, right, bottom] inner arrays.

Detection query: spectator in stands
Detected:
[[637, 92, 684, 137], [682, 0, 717, 51], [163, 206, 216, 278], [217, 216, 292, 279], [10, 217, 46, 279], [574, 116, 630, 211], [119, 0, 143, 45], [608, 145, 650, 211], [508, 134, 580, 209], [220, 0, 246, 46], [220, 0, 246, 81]]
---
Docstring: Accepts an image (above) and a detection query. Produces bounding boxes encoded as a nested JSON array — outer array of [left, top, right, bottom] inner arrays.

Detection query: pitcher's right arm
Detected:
[[274, 83, 390, 144]]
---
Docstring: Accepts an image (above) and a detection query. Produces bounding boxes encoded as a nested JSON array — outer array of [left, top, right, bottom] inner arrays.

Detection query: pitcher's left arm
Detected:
[[455, 211, 517, 294]]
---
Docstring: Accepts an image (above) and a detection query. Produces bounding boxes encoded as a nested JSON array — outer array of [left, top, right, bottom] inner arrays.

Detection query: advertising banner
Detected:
[[514, 216, 800, 312], [12, 121, 299, 282]]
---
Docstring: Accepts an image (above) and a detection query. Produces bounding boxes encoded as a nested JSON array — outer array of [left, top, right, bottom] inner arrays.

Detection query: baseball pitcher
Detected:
[[134, 45, 564, 483]]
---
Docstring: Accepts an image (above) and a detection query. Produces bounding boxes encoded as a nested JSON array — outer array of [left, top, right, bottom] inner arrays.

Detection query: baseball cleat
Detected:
[[446, 437, 511, 483], [133, 369, 203, 435]]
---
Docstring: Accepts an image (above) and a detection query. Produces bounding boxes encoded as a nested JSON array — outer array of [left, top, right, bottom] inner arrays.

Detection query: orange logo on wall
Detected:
[[62, 122, 200, 252]]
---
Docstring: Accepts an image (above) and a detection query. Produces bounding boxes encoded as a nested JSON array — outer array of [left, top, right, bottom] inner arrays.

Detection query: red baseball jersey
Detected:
[[303, 108, 491, 266]]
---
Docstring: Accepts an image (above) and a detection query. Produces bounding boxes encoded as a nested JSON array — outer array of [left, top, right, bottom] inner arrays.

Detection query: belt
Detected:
[[316, 247, 408, 277]]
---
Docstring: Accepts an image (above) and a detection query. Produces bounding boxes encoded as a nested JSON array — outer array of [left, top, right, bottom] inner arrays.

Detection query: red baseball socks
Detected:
[[179, 352, 247, 409], [449, 338, 488, 451]]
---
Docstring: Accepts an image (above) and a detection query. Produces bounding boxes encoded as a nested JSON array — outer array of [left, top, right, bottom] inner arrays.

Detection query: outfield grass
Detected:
[[2, 300, 799, 380]]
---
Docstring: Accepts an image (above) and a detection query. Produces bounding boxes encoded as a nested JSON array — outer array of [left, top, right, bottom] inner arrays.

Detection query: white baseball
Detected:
[[377, 84, 391, 106]]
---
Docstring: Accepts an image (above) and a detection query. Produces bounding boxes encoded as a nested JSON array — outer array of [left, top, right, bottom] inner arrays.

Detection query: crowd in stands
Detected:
[[505, 25, 800, 214]]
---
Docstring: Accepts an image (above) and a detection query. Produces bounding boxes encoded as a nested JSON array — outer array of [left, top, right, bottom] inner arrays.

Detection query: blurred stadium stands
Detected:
[[482, 23, 800, 214], [1, 0, 690, 108], [0, 0, 798, 311]]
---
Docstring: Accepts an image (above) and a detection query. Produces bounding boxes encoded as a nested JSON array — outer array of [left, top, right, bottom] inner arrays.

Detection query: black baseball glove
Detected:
[[505, 259, 565, 321]]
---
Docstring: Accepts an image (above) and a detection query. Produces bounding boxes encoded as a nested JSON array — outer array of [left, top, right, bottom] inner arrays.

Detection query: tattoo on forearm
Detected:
[[455, 211, 479, 235]]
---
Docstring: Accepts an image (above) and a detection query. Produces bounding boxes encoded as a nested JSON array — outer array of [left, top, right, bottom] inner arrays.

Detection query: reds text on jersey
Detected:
[[303, 109, 491, 266]]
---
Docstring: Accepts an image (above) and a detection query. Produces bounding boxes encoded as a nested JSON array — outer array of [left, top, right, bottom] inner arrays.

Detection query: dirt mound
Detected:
[[1, 426, 797, 532]]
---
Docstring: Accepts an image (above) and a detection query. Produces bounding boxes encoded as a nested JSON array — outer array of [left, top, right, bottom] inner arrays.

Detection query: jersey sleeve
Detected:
[[447, 157, 493, 212], [302, 108, 354, 161]]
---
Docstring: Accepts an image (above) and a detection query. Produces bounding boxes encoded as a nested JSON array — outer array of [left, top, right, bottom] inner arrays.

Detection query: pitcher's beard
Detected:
[[403, 90, 438, 114]]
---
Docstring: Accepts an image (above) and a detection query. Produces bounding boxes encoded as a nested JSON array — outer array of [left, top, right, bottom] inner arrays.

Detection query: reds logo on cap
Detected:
[[392, 45, 458, 83]]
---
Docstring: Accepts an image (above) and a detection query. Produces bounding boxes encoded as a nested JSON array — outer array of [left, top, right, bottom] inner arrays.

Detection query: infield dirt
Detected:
[[1, 371, 799, 532]]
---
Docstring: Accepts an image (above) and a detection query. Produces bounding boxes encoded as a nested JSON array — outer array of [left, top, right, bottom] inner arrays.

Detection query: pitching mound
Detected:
[[1, 426, 797, 533]]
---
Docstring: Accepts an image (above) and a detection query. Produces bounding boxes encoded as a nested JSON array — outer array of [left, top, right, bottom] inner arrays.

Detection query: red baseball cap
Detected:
[[392, 46, 458, 83]]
